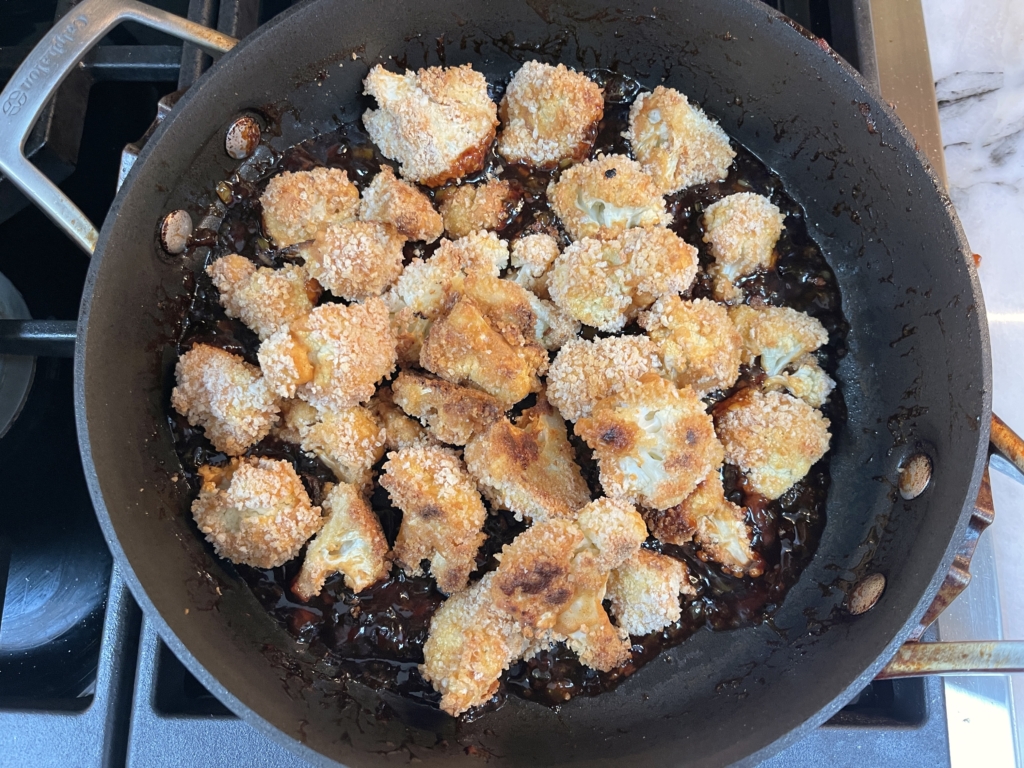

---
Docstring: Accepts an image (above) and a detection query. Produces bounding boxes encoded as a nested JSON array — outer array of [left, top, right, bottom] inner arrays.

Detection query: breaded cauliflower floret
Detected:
[[464, 395, 591, 523], [640, 295, 742, 394], [547, 228, 698, 332], [300, 220, 405, 301], [703, 192, 786, 303], [391, 370, 502, 446], [497, 61, 604, 168], [546, 336, 662, 423], [207, 255, 320, 341], [422, 502, 647, 715], [293, 482, 390, 600], [626, 85, 735, 194], [257, 298, 396, 409], [547, 154, 670, 241], [277, 399, 385, 491], [607, 549, 695, 635], [439, 178, 522, 239], [171, 344, 279, 456], [576, 372, 724, 510], [359, 165, 443, 243], [496, 505, 645, 671], [764, 355, 835, 408], [523, 290, 580, 351], [387, 230, 510, 322], [575, 497, 650, 571], [715, 388, 831, 500], [192, 457, 321, 568], [420, 571, 529, 716], [385, 304, 430, 367], [549, 238, 631, 330], [362, 64, 498, 187], [260, 167, 359, 247], [509, 233, 560, 298], [420, 298, 543, 406], [729, 305, 829, 377], [649, 471, 764, 577], [379, 445, 488, 594], [369, 384, 435, 451]]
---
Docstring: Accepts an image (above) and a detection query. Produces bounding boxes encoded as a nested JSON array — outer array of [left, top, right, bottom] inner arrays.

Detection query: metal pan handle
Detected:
[[0, 0, 237, 256], [878, 418, 1024, 678]]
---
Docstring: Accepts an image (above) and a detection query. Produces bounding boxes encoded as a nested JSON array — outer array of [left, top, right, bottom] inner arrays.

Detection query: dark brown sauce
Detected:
[[168, 71, 847, 716]]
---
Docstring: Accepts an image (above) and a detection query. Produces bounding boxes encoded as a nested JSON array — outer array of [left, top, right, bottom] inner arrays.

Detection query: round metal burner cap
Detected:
[[0, 272, 35, 438]]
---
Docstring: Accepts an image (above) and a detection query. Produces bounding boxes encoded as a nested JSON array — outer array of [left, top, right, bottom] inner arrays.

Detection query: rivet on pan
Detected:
[[225, 115, 261, 160], [849, 573, 886, 616], [159, 209, 193, 254], [898, 453, 932, 500]]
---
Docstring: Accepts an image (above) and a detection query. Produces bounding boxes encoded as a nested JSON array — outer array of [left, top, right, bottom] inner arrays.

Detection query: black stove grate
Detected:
[[0, 1, 946, 765]]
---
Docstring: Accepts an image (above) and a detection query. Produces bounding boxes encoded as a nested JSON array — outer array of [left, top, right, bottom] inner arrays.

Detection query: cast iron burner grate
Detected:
[[0, 0, 949, 766]]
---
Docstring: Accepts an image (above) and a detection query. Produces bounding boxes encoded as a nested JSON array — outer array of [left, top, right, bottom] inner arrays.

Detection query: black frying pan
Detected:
[[0, 0, 996, 765]]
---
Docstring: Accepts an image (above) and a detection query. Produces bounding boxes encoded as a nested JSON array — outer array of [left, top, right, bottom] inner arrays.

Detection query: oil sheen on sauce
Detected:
[[168, 71, 848, 718]]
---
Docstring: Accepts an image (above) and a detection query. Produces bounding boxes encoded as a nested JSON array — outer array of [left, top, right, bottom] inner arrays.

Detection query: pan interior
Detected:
[[76, 1, 989, 766]]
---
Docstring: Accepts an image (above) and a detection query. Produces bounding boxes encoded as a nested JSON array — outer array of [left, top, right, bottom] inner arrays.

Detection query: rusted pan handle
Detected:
[[878, 641, 1024, 678], [991, 413, 1024, 479]]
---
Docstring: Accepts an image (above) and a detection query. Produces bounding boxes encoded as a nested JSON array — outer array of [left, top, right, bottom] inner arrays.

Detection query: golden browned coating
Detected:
[[379, 445, 488, 594], [640, 295, 742, 394], [547, 154, 669, 241], [387, 230, 510, 322], [370, 384, 435, 451], [258, 298, 396, 409], [260, 167, 359, 247], [491, 519, 585, 629], [547, 228, 697, 332], [651, 471, 764, 577], [497, 61, 604, 168], [300, 220, 405, 301], [576, 372, 724, 510], [293, 482, 390, 600], [715, 388, 831, 500], [171, 344, 279, 456], [606, 549, 695, 635], [391, 369, 502, 446], [729, 305, 829, 377], [420, 571, 529, 716], [362, 64, 498, 186], [207, 255, 320, 341], [499, 503, 645, 671], [464, 395, 591, 523], [192, 457, 322, 568], [419, 298, 543, 407], [575, 497, 650, 571], [438, 178, 522, 239], [626, 85, 735, 194], [548, 238, 631, 331], [509, 232, 560, 298], [387, 305, 432, 366], [294, 403, 386, 491], [702, 192, 786, 303], [764, 355, 835, 408], [621, 227, 700, 307], [546, 336, 662, 422], [359, 165, 443, 242], [421, 501, 647, 715], [523, 291, 580, 351]]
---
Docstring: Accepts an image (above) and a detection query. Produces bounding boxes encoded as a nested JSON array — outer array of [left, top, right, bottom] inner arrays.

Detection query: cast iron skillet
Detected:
[[0, 0, 992, 765]]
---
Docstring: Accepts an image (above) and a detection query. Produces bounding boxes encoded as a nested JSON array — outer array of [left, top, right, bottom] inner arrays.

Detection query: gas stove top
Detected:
[[0, 1, 957, 765]]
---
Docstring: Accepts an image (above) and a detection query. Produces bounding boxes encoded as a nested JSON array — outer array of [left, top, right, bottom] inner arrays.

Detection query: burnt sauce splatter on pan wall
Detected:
[[167, 71, 848, 716]]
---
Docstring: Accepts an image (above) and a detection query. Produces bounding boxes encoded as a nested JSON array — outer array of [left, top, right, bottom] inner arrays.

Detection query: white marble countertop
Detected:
[[922, 0, 1024, 764]]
